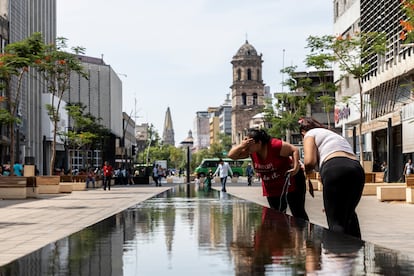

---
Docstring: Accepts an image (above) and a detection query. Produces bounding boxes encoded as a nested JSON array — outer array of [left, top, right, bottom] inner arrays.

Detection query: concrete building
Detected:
[[193, 111, 210, 150], [208, 107, 220, 146], [334, 0, 414, 181], [0, 0, 56, 173], [0, 1, 124, 174], [218, 93, 232, 136], [59, 55, 123, 172]]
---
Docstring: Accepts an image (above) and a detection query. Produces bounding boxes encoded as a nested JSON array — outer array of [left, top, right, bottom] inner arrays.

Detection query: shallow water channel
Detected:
[[1, 183, 414, 275]]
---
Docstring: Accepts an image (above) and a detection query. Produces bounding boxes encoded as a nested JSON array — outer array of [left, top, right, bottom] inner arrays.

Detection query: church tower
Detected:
[[162, 107, 175, 146], [230, 40, 265, 145]]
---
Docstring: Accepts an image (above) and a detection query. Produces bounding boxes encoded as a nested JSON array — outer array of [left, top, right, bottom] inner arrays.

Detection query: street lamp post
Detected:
[[180, 130, 194, 184]]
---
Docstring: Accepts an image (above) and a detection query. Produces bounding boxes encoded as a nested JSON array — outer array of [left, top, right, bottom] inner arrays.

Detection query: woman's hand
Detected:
[[228, 137, 253, 159]]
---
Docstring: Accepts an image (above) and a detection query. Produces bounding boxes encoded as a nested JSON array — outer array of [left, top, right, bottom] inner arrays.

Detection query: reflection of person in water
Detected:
[[252, 207, 309, 273], [319, 229, 364, 275]]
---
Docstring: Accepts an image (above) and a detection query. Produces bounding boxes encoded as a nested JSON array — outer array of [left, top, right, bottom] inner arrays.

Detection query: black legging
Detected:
[[320, 157, 365, 239], [267, 169, 309, 221]]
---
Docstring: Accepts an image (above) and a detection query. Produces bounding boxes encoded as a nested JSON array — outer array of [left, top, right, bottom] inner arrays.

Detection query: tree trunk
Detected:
[[9, 121, 15, 175], [49, 117, 58, 175]]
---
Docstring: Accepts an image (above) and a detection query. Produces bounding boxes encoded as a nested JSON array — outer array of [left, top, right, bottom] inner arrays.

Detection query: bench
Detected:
[[405, 176, 414, 203], [406, 175, 414, 187], [377, 185, 406, 201], [60, 175, 73, 182], [0, 176, 27, 199], [365, 173, 376, 183], [363, 182, 403, 196], [36, 176, 61, 194], [26, 176, 38, 198]]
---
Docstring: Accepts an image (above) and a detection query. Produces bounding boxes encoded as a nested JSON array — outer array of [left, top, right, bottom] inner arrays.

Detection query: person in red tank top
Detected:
[[228, 128, 308, 221], [102, 161, 113, 191]]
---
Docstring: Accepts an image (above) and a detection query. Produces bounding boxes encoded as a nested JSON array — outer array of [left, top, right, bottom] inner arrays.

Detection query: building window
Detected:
[[253, 93, 258, 105], [242, 93, 247, 105], [237, 69, 241, 80], [247, 69, 252, 80]]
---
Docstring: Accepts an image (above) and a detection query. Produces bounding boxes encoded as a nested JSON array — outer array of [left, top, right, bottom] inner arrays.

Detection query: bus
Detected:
[[194, 158, 252, 178]]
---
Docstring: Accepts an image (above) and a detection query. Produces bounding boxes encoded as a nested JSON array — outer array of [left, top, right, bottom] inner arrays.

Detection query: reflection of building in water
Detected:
[[230, 202, 259, 275]]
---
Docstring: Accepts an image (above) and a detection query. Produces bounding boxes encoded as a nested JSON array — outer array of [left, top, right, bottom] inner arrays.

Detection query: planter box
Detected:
[[26, 176, 38, 198], [59, 183, 73, 193], [406, 187, 414, 203], [72, 182, 86, 191], [365, 173, 376, 183], [36, 176, 60, 194], [377, 186, 406, 201], [0, 176, 27, 199], [406, 175, 414, 187]]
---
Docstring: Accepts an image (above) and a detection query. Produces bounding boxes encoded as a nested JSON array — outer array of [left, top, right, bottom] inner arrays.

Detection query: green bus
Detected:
[[194, 158, 252, 177]]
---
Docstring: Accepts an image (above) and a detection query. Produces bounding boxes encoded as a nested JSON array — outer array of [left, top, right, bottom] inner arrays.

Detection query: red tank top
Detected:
[[251, 138, 296, 197]]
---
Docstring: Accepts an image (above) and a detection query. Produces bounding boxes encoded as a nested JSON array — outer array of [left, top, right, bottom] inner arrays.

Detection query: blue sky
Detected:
[[57, 0, 333, 145]]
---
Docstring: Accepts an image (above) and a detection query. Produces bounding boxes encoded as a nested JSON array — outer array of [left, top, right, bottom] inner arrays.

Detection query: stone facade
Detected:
[[230, 41, 265, 145]]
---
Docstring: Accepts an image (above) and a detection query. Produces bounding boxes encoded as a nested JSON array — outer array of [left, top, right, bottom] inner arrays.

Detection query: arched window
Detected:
[[247, 69, 252, 80], [237, 69, 241, 81], [242, 93, 247, 105], [253, 93, 258, 105]]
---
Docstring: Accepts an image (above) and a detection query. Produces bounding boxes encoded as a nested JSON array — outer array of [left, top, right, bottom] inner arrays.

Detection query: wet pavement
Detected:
[[0, 177, 414, 268]]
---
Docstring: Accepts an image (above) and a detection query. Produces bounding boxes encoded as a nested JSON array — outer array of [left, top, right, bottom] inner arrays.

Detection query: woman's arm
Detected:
[[228, 138, 253, 159], [280, 141, 300, 176], [303, 136, 318, 174]]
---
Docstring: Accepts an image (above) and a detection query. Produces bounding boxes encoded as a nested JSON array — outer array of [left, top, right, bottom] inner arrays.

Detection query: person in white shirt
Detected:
[[299, 116, 365, 239], [403, 159, 413, 181], [214, 159, 233, 192]]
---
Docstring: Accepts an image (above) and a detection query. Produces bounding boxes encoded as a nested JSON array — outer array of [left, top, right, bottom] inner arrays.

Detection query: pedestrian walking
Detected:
[[246, 162, 254, 186], [213, 158, 233, 192], [152, 164, 159, 186]]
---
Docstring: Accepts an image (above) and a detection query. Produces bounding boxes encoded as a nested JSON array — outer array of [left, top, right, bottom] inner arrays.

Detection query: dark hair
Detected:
[[298, 117, 326, 132], [246, 128, 271, 144]]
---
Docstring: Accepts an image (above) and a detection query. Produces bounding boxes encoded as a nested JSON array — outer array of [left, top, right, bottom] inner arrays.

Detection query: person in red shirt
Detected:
[[102, 161, 113, 191], [228, 128, 308, 221]]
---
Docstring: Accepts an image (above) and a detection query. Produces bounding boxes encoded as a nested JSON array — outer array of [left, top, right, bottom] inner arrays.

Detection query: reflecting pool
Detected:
[[1, 183, 414, 275]]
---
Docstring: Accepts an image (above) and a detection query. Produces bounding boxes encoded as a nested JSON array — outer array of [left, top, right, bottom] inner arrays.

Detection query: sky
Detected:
[[57, 0, 333, 145]]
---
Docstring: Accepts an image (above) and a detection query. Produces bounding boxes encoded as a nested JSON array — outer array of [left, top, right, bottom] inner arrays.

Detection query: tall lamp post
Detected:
[[180, 130, 194, 183]]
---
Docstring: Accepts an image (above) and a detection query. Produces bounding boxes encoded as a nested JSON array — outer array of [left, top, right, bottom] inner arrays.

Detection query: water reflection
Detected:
[[1, 183, 414, 275]]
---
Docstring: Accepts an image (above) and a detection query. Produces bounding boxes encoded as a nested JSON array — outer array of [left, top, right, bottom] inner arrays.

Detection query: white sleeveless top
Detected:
[[304, 128, 355, 168]]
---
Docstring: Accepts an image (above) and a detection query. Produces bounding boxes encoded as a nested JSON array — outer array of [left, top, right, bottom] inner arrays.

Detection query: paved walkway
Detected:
[[1, 178, 414, 266]]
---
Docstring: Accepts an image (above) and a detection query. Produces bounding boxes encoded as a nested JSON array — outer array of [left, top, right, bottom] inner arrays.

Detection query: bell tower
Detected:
[[230, 40, 265, 145]]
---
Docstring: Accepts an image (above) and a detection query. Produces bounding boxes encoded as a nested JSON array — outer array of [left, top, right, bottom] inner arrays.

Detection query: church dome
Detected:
[[234, 40, 258, 57]]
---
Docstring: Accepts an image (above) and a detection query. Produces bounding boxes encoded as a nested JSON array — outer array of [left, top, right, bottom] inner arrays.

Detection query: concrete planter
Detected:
[[0, 176, 27, 199], [36, 176, 61, 194]]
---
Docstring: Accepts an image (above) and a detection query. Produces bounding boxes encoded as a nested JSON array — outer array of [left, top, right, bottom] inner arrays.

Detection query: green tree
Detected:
[[264, 66, 311, 140], [0, 33, 43, 174], [63, 103, 99, 171], [35, 37, 88, 175], [306, 32, 387, 163]]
